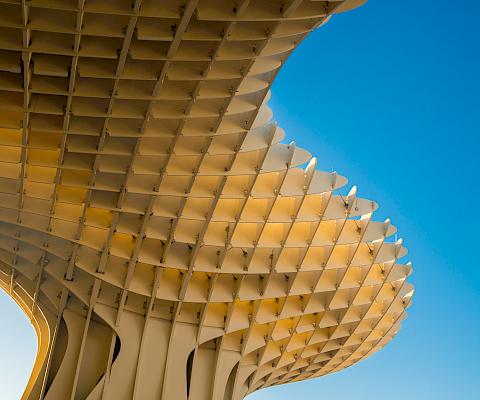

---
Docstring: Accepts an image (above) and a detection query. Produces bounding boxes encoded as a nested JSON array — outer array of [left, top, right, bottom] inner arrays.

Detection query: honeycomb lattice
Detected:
[[0, 1, 413, 399]]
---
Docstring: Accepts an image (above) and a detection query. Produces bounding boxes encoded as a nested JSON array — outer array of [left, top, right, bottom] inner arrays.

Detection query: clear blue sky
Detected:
[[1, 0, 479, 398], [251, 0, 480, 399]]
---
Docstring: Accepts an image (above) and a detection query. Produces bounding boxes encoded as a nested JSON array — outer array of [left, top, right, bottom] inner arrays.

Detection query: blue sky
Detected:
[[0, 294, 37, 399], [1, 0, 479, 398], [251, 0, 480, 399]]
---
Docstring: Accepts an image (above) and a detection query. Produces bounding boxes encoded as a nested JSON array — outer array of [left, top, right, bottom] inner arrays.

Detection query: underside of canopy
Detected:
[[0, 1, 413, 399]]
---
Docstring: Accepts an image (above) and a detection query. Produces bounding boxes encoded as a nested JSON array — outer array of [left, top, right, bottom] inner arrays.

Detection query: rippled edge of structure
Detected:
[[0, 1, 413, 399]]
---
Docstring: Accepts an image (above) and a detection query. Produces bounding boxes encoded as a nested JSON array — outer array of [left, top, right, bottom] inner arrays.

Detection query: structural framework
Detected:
[[0, 0, 414, 399]]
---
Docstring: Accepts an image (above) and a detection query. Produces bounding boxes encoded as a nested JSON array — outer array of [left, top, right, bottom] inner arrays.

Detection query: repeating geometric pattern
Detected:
[[0, 0, 413, 399]]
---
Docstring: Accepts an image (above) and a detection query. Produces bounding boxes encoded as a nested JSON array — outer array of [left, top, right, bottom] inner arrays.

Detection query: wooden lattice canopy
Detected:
[[0, 0, 413, 399]]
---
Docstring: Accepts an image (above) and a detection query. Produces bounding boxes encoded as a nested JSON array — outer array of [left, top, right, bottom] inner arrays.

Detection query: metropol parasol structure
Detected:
[[0, 0, 413, 399]]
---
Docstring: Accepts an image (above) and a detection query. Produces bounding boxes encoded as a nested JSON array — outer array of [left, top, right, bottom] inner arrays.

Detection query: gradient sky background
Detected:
[[1, 0, 479, 399]]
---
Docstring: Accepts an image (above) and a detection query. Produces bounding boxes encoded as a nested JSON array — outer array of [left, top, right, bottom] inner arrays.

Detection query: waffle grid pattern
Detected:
[[0, 1, 413, 399]]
